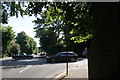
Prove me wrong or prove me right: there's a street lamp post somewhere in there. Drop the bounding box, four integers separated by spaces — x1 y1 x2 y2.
65 24 69 76
66 50 68 76
66 34 69 76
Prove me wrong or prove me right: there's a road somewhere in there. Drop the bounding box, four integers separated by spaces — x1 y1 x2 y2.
0 57 88 80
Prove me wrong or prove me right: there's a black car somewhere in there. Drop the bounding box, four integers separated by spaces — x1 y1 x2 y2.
12 53 33 60
46 51 78 63
39 52 47 58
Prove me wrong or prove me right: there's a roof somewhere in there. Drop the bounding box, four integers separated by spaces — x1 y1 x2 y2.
60 51 75 53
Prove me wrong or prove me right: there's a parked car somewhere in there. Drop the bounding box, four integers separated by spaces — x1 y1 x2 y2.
46 51 78 63
12 53 33 60
39 52 47 58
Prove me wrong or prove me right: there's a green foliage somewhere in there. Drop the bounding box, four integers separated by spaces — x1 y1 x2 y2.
0 3 2 23
2 2 93 42
16 31 37 55
34 24 65 55
0 24 15 57
70 34 93 43
11 42 20 56
48 2 93 43
32 2 93 56
1 2 93 56
33 11 65 55
1 2 25 24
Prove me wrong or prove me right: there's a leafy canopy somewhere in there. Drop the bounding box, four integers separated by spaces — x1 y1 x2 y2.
1 2 93 55
0 24 15 57
16 31 37 55
1 2 93 42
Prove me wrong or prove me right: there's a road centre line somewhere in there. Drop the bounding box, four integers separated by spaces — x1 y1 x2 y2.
19 65 32 73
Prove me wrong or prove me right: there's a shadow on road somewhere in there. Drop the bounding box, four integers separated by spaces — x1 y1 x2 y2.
47 58 84 64
1 58 85 69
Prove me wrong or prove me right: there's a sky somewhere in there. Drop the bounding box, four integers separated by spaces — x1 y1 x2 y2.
4 15 40 47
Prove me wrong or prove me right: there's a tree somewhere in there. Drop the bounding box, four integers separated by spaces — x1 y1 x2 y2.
1 2 93 41
16 31 37 55
11 42 20 56
32 2 92 56
0 2 25 24
88 3 120 79
28 37 38 54
33 23 65 55
0 24 15 57
1 2 92 55
0 3 3 23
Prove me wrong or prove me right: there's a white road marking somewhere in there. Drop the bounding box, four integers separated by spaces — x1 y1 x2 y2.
19 65 32 73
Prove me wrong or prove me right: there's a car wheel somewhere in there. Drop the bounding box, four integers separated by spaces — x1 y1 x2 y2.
71 58 75 62
28 57 32 59
51 59 55 63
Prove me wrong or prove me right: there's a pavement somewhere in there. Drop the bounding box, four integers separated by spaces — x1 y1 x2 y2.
64 59 88 79
0 57 12 61
51 58 88 80
62 66 88 80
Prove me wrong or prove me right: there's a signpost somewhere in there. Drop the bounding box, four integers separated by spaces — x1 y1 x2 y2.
66 50 68 75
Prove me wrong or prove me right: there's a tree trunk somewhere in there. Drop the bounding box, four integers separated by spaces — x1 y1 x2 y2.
88 3 120 80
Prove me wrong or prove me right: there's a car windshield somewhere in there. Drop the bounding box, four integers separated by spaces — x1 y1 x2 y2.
55 52 77 56
55 53 61 56
23 53 27 55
